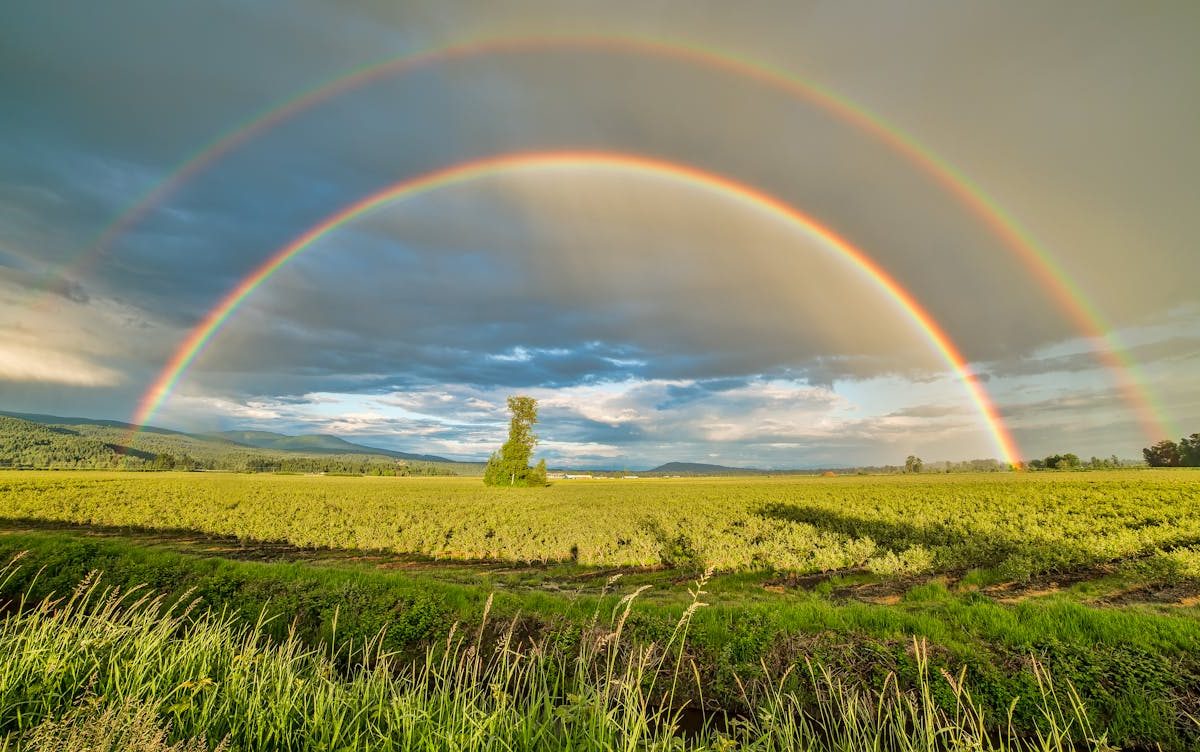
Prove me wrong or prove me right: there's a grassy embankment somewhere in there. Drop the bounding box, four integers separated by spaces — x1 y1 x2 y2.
0 551 1122 752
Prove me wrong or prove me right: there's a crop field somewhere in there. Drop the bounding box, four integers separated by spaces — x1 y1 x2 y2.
2 470 1200 750
3 470 1200 579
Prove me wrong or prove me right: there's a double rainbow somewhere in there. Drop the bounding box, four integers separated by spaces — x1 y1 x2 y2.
28 32 1156 456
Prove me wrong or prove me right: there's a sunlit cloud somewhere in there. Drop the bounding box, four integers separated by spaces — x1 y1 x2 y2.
0 342 121 387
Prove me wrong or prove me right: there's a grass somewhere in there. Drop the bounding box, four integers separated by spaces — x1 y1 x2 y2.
0 559 1124 752
1 470 1198 747
3 470 1200 576
0 529 1196 748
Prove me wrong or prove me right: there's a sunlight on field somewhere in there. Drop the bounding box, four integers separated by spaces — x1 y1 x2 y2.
4 471 1198 578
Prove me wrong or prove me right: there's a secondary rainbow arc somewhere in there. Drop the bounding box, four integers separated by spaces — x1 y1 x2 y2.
130 151 1023 467
35 33 1172 443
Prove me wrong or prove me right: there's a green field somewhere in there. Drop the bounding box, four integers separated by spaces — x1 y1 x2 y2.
5 471 1200 576
2 470 1199 749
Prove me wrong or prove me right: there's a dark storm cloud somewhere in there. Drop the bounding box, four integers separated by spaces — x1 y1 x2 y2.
184 160 1048 402
0 1 394 164
0 5 1071 355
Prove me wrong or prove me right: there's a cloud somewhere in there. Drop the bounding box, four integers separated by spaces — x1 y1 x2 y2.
157 376 994 467
885 404 970 419
0 273 169 390
157 172 965 402
1 2 1197 464
0 341 121 387
987 336 1200 379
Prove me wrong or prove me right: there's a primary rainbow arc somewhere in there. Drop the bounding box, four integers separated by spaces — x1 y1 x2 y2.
130 150 1023 467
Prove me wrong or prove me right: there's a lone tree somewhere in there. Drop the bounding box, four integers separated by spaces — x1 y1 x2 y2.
904 455 923 473
484 396 548 486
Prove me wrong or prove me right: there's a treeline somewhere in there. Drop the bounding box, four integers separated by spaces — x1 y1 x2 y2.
146 452 455 475
1026 453 1125 470
150 452 450 476
854 459 1009 474
1143 433 1200 467
240 456 451 476
900 454 1128 473
916 458 1008 473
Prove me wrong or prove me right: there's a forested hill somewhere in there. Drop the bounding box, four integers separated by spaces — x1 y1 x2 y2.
0 413 477 475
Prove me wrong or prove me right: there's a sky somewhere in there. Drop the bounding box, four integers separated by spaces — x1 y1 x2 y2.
2 1 1198 468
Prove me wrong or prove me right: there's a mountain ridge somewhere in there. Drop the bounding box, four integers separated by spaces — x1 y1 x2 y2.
644 461 770 475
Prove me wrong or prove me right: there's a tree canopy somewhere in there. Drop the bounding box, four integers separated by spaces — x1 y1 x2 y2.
1028 453 1081 470
483 396 548 487
1144 434 1200 467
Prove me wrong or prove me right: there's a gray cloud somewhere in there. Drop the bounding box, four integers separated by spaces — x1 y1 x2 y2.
1 1 1197 464
885 404 970 419
988 336 1200 379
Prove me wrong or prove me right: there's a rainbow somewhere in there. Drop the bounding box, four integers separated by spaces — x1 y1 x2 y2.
35 34 1171 441
130 151 1023 467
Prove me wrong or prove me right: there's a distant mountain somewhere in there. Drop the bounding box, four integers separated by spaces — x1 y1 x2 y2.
208 430 453 463
645 461 769 476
